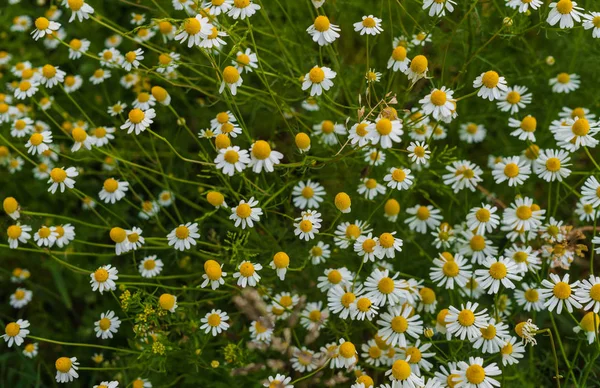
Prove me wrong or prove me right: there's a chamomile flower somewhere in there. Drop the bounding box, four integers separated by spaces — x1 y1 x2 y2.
263 374 292 388
233 261 262 287
201 26 228 49
377 305 423 347
307 15 340 46
459 122 487 144
159 293 178 313
583 12 600 38
232 48 258 73
230 197 262 229
215 146 251 176
249 140 283 173
507 0 542 12
475 256 522 294
497 85 532 114
384 167 414 190
14 79 39 100
313 120 346 145
25 131 52 155
47 167 78 194
294 210 322 241
400 339 436 376
166 222 200 251
138 255 163 278
121 48 144 71
2 320 29 347
360 339 386 367
219 66 243 95
412 31 432 46
420 87 456 121
502 196 545 231
499 336 526 366
33 225 57 247
228 0 261 19
459 231 498 265
514 282 545 312
302 66 336 97
55 356 79 383
39 64 65 88
201 260 227 289
452 357 501 388
387 46 410 72
107 101 126 116
430 253 473 290
534 149 571 182
175 15 213 48
64 0 95 22
550 72 580 93
473 70 507 101
364 147 386 166
466 204 500 235
11 117 34 138
375 232 403 259
508 115 537 142
423 0 456 16
368 117 403 148
156 52 180 74
581 176 600 208
492 156 530 186
351 294 379 321
354 15 383 35
291 347 319 372
405 55 429 83
407 141 431 164
573 312 600 344
575 275 600 313
126 227 144 251
385 359 425 387
292 180 326 209
309 241 331 264
443 160 483 193
121 108 156 135
200 310 230 336
432 222 455 248
3 197 20 220
94 310 121 339
363 269 406 306
23 342 38 358
553 117 599 151
328 285 358 319
317 268 352 291
540 273 582 313
357 178 386 200
90 265 118 294
445 302 490 340
71 127 95 152
504 244 541 273
68 38 90 59
99 178 129 204
547 0 583 28
9 287 32 308
405 204 442 234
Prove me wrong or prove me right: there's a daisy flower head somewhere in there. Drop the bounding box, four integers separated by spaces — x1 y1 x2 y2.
55 356 79 383
167 222 200 251
327 285 358 319
405 204 442 234
377 304 423 347
2 319 29 347
475 256 523 294
375 232 403 259
420 86 456 121
492 155 530 186
64 0 95 22
233 260 262 287
138 255 164 278
423 0 456 17
412 31 432 46
228 0 261 20
203 0 233 15
350 294 379 321
175 15 213 48
387 45 410 72
121 48 144 71
99 178 129 204
291 347 320 372
52 224 75 248
384 167 414 191
502 196 545 231
354 15 383 35
348 120 374 146
309 241 331 264
515 282 545 312
575 275 600 313
443 160 483 193
317 267 352 292
360 339 387 367
156 52 180 74
34 225 58 247
583 12 600 38
10 288 33 308
31 17 60 41
445 302 490 340
553 117 599 151
508 0 542 13
405 55 428 83
547 0 583 28
47 167 78 194
25 131 53 155
90 265 118 294
40 64 65 88
294 210 322 241
368 117 403 148
313 120 346 145
202 259 227 289
14 79 39 100
581 176 600 208
201 26 228 49
68 38 90 59
504 244 541 273
508 115 537 142
430 252 473 290
126 227 144 251
385 359 425 387
70 127 96 152
215 146 251 176
263 374 292 388
23 342 38 358
292 180 326 209
302 66 336 96
3 197 20 220
159 293 178 313
363 268 406 306
230 197 262 229
121 108 156 135
400 339 436 375
534 149 571 182
573 312 600 344
459 122 487 144
407 141 431 164
466 204 500 235
11 117 34 138
307 15 340 46
249 140 283 173
200 310 230 336
452 357 501 388
541 273 582 313
233 48 258 73
270 252 289 280
473 70 508 101
219 66 243 95
7 224 32 249
499 86 532 114
550 72 580 93
357 177 386 200
94 310 121 339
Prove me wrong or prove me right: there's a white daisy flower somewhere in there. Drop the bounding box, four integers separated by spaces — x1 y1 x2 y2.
230 197 262 229
34 226 57 247
549 72 580 93
9 288 33 308
399 339 436 375
2 319 29 347
90 265 118 294
120 108 156 135
249 140 283 173
445 302 489 340
430 252 473 290
54 356 79 383
384 167 414 191
497 85 532 113
233 260 262 287
263 374 292 388
47 167 78 194
121 48 144 71
443 160 483 193
64 0 95 22
219 66 243 95
405 204 442 234
368 117 403 149
375 232 403 259
99 178 129 204
377 305 423 347
387 46 410 72
508 115 537 141
386 359 425 387
214 146 251 176
317 268 353 292
573 312 600 344
547 0 584 29
350 295 379 321
138 255 164 278
405 55 429 83
540 273 582 313
166 222 200 251
514 282 545 312
475 256 523 294
420 86 456 121
459 122 487 143
302 66 336 96
411 31 432 46
23 342 38 358
175 15 213 48
14 80 39 100
313 120 346 145
492 155 530 186
68 38 90 59
292 180 326 209
202 260 227 289
583 12 600 38
307 15 340 46
575 275 600 313
504 244 541 274
94 310 121 339
423 0 456 16
232 48 258 73
452 357 501 387
52 224 75 248
534 149 571 182
201 26 228 49
40 65 65 88
159 293 178 313
552 117 599 151
357 177 386 200
363 268 407 306
507 0 542 13
581 176 600 208
200 310 230 336
294 210 322 241
25 131 53 155
353 15 383 35
309 241 331 264
407 141 431 164
473 70 508 101
291 347 320 372
502 196 545 231
228 0 261 19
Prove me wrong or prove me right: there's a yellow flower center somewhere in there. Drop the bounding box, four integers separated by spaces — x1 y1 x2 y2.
489 262 507 279
391 316 408 333
308 309 322 322
311 246 323 256
516 205 532 220
580 312 600 332
236 203 252 218
3 197 18 214
385 199 400 215
447 374 460 388
341 292 356 307
35 17 51 31
175 226 189 239
520 116 537 132
103 178 119 193
458 309 475 326
503 163 519 178
572 118 590 136
356 297 372 312
234 0 250 7
420 287 436 304
223 149 239 164
557 72 570 84
362 17 376 28
335 192 351 210
272 252 289 268
5 322 20 337
556 0 573 14
437 309 449 326
159 53 172 65
299 220 313 233
19 81 31 92
413 146 426 157
405 346 422 363
443 261 459 277
523 288 539 303
236 54 251 67
544 157 562 172
506 91 521 104
14 290 25 300
481 71 500 88
362 238 376 253
50 168 67 183
379 232 394 248
252 140 271 160
589 284 600 301
205 262 222 281
309 67 325 83
377 277 395 294
295 133 310 149
143 259 156 270
430 90 447 106
327 270 342 284
94 268 109 282
207 313 221 327
239 262 255 277
159 293 176 310
475 208 491 222
375 118 392 135
38 226 51 238
28 133 44 147
466 364 485 384
416 206 430 220
314 15 330 32
339 341 356 358
480 324 497 340
365 178 377 189
208 27 219 39
98 317 111 331
55 357 73 373
24 343 35 353
553 281 571 299
392 46 407 61
368 345 382 359
392 360 411 380
222 66 240 84
184 17 201 35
